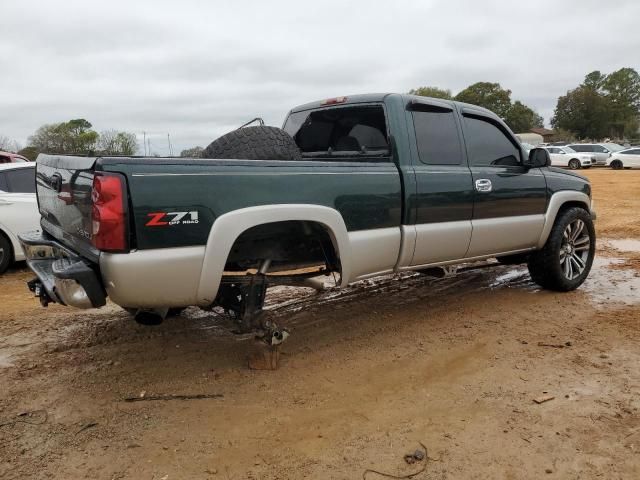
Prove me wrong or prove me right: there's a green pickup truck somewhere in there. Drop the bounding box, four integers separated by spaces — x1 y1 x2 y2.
20 93 596 335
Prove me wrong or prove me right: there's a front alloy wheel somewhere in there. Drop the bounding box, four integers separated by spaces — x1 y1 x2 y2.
559 219 590 280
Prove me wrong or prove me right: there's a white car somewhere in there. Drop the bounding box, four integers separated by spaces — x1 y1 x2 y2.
566 143 612 166
0 163 40 273
607 148 640 169
543 146 594 170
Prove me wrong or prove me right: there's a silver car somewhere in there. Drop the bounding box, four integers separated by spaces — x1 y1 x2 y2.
566 144 611 166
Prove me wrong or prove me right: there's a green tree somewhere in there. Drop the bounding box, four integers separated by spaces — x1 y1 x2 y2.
551 86 610 139
553 68 640 139
180 146 204 158
504 101 544 133
582 70 606 90
408 86 452 100
454 82 512 117
28 119 98 154
601 67 640 137
97 130 138 155
17 146 39 161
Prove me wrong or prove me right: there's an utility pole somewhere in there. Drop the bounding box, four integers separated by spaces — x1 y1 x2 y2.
167 133 173 156
143 132 147 156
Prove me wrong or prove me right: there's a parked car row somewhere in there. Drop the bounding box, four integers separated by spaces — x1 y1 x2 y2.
537 142 639 169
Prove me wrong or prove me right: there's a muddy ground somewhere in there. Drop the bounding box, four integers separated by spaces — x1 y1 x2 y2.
1 169 639 479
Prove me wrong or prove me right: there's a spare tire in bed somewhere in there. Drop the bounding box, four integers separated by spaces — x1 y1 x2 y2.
202 126 302 161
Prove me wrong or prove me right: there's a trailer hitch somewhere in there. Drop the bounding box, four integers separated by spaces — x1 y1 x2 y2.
27 278 53 307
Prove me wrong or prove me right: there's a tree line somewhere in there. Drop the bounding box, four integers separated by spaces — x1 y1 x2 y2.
408 83 544 133
3 68 638 160
552 68 639 140
410 67 640 141
1 119 137 161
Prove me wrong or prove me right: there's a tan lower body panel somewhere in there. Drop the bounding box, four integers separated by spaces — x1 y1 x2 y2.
100 246 205 308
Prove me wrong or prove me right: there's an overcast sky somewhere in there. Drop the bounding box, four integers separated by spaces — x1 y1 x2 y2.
2 0 639 154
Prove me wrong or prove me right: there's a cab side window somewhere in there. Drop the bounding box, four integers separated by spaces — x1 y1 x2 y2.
412 107 464 165
0 173 7 191
570 145 589 153
462 115 521 167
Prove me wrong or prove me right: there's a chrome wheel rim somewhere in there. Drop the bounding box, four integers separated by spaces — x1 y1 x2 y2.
560 219 590 280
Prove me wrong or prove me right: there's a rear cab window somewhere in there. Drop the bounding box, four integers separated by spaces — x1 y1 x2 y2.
410 102 464 166
283 104 390 161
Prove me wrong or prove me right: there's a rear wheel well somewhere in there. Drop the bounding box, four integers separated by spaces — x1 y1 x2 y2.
224 220 340 275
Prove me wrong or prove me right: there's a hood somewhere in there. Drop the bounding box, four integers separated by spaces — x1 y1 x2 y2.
547 166 588 179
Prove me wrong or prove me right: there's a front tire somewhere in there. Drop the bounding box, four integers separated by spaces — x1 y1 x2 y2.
527 207 595 291
610 159 623 170
568 159 581 170
0 234 12 274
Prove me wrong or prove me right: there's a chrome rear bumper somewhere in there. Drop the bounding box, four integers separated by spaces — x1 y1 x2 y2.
18 231 106 309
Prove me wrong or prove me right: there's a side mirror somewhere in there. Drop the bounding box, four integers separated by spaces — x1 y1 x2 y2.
524 148 550 168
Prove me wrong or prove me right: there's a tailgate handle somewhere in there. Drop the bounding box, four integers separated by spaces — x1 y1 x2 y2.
51 173 62 193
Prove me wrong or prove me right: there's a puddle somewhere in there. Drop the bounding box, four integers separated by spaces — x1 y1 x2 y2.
484 257 639 307
581 257 640 306
606 238 640 253
489 267 533 290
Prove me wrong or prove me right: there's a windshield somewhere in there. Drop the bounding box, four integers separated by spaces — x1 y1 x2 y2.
562 147 577 153
604 143 624 152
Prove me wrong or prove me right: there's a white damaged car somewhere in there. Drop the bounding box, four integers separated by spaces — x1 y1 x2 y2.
607 147 640 169
543 146 594 170
0 163 40 273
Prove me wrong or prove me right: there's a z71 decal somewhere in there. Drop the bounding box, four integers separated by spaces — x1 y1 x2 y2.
146 211 199 227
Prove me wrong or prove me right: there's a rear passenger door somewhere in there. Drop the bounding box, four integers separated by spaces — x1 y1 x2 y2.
407 99 474 266
460 110 547 257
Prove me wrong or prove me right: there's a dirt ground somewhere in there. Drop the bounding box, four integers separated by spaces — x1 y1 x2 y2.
1 169 639 479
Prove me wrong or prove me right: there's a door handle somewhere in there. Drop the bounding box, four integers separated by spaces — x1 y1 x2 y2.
475 179 492 193
0 199 12 206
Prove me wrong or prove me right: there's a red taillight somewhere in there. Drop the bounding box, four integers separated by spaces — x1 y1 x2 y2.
321 96 347 105
91 173 128 252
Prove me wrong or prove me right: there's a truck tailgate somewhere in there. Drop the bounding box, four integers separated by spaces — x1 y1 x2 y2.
36 154 101 262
